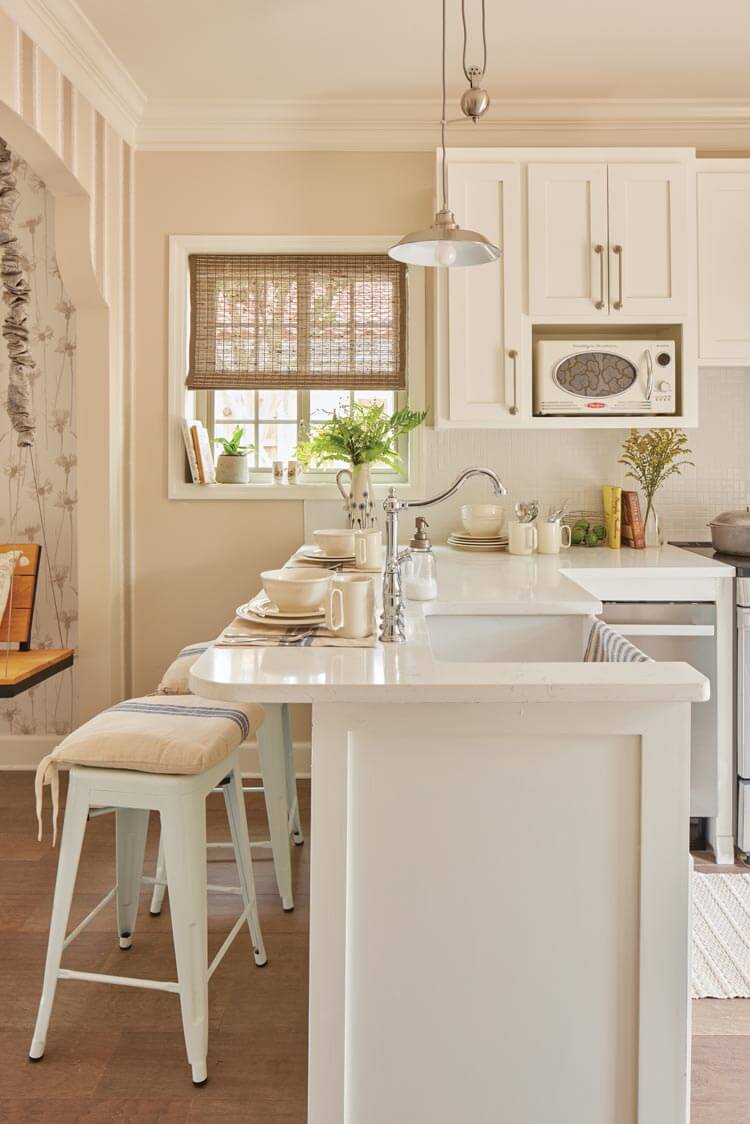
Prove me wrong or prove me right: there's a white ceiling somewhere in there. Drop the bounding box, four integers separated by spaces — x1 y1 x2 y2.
75 0 750 102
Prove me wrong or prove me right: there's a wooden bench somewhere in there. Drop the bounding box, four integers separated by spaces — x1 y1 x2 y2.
0 544 74 697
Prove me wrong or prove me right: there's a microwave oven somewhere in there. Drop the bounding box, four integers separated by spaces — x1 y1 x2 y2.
534 339 677 416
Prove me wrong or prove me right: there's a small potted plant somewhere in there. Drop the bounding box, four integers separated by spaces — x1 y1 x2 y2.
296 402 427 528
212 425 254 484
619 428 693 546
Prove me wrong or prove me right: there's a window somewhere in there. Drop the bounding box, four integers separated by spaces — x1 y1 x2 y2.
188 252 408 478
201 387 402 474
169 236 424 498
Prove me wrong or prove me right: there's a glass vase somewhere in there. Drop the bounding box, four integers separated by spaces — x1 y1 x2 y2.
643 503 663 548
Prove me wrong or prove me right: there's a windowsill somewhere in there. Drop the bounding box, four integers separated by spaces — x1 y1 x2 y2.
168 480 422 501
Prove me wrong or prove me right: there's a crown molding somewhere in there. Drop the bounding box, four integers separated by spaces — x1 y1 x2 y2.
0 0 145 143
136 97 750 151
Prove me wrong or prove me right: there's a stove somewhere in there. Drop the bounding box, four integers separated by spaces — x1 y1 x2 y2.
670 540 750 578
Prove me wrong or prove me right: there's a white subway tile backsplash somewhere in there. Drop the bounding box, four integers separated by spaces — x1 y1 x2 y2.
422 369 750 544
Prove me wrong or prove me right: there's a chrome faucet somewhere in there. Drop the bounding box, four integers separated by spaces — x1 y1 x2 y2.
379 467 507 642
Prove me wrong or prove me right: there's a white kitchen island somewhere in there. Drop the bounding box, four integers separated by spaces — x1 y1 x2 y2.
191 547 716 1124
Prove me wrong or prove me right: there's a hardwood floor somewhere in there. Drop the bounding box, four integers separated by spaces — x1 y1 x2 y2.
2 771 750 1121
0 771 309 1123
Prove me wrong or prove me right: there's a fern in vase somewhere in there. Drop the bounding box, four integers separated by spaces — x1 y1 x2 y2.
296 402 427 529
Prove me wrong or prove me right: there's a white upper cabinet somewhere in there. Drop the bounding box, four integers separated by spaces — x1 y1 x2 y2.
439 161 523 425
528 161 687 319
528 164 609 318
697 164 750 364
607 163 687 318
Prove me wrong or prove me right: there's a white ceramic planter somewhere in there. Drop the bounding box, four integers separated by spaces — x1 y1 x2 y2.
216 454 249 484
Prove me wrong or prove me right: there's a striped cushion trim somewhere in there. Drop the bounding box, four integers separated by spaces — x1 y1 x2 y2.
109 701 251 740
584 619 653 664
177 643 211 658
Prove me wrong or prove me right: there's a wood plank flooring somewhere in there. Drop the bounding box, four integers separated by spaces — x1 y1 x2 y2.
0 771 309 1122
1 771 750 1121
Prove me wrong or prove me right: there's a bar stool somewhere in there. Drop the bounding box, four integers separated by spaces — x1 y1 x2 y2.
30 695 267 1085
151 642 303 913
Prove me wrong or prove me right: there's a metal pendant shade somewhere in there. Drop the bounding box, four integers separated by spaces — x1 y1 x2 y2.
389 208 500 268
389 0 500 269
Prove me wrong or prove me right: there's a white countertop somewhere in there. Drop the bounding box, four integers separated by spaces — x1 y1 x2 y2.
190 545 719 705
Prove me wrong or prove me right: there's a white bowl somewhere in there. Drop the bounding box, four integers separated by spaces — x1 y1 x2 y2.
313 529 355 557
260 567 331 613
460 504 505 538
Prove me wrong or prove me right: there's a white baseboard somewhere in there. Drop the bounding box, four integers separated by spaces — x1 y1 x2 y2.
0 735 312 778
0 735 61 769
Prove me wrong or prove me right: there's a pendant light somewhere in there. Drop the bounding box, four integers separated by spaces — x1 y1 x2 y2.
389 0 500 269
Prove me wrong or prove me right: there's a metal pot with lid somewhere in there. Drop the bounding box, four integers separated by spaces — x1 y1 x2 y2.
708 507 750 555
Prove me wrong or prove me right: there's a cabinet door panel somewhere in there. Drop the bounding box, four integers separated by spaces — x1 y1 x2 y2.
607 163 687 317
445 162 522 424
528 163 609 318
698 171 750 361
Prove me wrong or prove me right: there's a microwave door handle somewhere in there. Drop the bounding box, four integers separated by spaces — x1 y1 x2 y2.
644 349 654 402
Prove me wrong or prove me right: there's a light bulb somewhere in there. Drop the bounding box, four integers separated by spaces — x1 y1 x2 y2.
435 241 457 267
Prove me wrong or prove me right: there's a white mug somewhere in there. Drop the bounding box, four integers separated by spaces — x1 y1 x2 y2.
508 521 538 555
537 522 572 555
272 460 284 484
354 529 382 570
325 574 374 639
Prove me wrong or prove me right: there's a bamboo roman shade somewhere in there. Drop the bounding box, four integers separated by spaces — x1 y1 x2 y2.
187 253 407 391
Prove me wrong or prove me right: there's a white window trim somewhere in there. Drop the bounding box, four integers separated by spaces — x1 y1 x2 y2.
168 234 426 501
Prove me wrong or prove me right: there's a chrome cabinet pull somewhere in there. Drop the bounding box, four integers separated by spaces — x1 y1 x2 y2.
508 349 519 415
613 244 623 310
594 244 605 310
644 349 654 401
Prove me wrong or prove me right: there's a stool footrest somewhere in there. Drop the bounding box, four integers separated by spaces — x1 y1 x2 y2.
207 904 250 980
87 807 116 819
62 887 117 950
58 968 180 994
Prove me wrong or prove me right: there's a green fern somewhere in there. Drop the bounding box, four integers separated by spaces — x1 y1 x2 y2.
296 402 427 477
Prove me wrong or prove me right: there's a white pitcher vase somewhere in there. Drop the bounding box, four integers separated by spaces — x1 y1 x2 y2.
336 464 377 529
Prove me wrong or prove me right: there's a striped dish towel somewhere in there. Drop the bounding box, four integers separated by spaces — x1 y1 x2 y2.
584 619 653 663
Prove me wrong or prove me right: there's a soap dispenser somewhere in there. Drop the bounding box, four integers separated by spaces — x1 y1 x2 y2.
403 517 438 601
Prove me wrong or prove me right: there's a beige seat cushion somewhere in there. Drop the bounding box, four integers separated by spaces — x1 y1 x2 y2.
35 695 265 843
155 641 213 695
52 694 264 773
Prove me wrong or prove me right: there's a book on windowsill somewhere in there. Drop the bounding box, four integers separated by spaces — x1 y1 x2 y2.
181 418 201 483
621 490 646 549
193 423 216 485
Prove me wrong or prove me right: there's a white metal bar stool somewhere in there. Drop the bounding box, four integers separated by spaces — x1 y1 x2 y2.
30 697 267 1086
151 642 304 912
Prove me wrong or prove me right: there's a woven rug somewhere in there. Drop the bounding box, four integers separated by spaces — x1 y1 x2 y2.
692 872 750 998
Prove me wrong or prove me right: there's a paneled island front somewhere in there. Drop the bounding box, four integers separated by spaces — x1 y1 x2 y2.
191 547 718 1124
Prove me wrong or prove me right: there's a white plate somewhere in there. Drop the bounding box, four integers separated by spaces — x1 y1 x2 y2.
449 536 508 545
236 598 325 623
298 547 356 563
450 529 507 543
447 539 508 552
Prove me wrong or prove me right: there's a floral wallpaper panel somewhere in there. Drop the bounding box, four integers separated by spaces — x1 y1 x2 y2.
0 142 77 736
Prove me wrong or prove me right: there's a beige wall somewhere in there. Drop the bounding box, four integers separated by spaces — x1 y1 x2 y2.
132 151 433 730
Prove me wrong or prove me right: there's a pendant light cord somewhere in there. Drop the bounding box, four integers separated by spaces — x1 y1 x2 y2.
461 0 487 83
440 0 448 212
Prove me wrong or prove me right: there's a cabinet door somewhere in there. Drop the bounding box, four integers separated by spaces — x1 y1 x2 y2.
607 163 687 318
528 163 609 318
698 171 750 362
444 161 523 424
